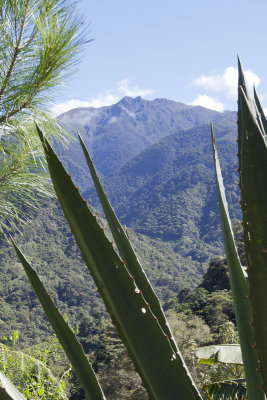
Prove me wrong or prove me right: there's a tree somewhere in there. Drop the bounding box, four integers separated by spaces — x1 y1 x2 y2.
0 0 87 236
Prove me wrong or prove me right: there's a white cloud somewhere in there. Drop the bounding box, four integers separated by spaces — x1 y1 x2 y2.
117 79 155 98
51 95 119 116
52 79 155 116
52 99 93 116
192 66 260 97
191 95 224 112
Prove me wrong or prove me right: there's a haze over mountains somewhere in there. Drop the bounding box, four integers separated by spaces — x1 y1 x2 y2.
58 97 239 261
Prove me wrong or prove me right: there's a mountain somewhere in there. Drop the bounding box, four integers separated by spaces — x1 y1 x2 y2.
57 97 234 191
85 114 239 262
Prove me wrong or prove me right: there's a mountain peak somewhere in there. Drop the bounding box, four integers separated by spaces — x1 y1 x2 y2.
118 96 144 106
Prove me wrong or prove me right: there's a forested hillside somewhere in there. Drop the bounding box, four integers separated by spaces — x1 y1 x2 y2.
0 200 203 347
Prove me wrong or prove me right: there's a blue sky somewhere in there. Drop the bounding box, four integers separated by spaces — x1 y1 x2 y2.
53 0 267 115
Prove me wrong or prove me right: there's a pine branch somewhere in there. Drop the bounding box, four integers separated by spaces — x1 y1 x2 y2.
0 0 30 100
0 0 88 236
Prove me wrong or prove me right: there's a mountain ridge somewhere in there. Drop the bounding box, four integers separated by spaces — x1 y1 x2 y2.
57 96 235 189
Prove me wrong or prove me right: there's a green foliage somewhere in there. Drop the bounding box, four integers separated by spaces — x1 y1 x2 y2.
175 286 235 333
0 0 84 118
164 243 246 396
0 0 87 236
166 310 213 388
88 324 149 400
0 332 69 399
214 322 239 345
203 379 247 400
165 310 244 396
199 258 230 293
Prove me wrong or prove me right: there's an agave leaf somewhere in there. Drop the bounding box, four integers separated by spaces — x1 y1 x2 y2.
203 378 247 400
237 67 267 395
11 240 106 400
238 57 267 135
196 344 242 365
35 125 202 399
0 371 26 400
211 126 264 399
78 133 174 339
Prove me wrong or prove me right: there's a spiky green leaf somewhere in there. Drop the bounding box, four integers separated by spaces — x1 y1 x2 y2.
237 61 267 395
211 125 264 399
36 125 202 400
78 133 174 339
11 239 106 400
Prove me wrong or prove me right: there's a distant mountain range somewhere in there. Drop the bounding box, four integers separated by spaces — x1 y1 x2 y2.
57 97 239 262
58 96 235 185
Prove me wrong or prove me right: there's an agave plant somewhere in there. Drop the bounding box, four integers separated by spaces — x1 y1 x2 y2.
11 58 267 399
209 58 267 400
12 125 203 400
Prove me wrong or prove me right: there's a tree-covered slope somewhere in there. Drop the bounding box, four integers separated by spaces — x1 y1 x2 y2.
85 116 239 261
0 200 202 347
